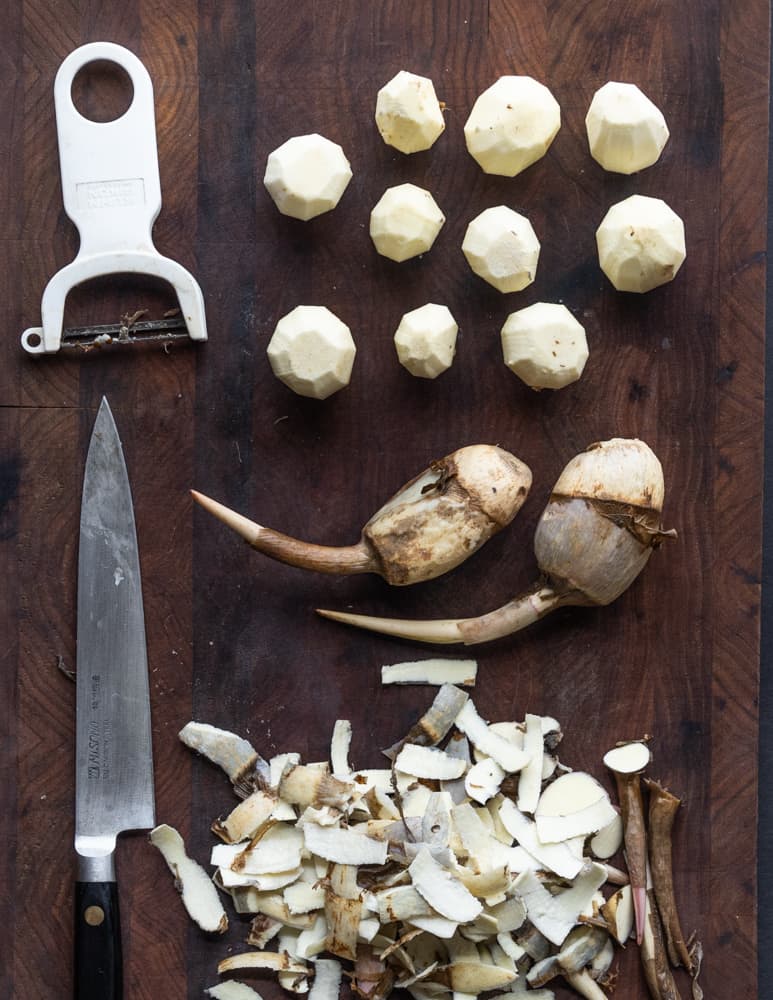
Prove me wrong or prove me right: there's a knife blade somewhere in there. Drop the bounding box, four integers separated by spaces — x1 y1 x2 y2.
74 397 155 1000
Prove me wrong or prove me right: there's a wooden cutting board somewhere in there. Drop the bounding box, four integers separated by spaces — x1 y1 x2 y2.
0 1 766 997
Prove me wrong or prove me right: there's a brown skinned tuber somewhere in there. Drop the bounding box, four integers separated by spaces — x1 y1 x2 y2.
317 438 676 643
192 444 532 586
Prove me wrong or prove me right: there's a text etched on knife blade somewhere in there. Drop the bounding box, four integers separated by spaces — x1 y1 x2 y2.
87 674 113 781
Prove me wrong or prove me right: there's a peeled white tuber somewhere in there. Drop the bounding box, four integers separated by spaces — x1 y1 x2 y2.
394 303 458 378
586 81 669 174
464 76 561 177
317 438 676 644
501 302 589 390
370 183 445 262
462 206 540 294
263 133 352 220
191 444 532 586
266 305 356 400
375 70 445 153
596 194 686 293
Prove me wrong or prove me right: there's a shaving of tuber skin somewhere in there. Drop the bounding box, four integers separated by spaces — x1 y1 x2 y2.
168 682 698 1000
192 444 532 586
149 824 228 933
317 438 677 644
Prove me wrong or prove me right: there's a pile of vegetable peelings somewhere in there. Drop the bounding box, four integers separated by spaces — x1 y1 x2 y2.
155 72 699 1000
152 667 702 1000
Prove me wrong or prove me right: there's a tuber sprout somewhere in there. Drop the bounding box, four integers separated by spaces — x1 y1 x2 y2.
318 438 676 644
192 444 532 586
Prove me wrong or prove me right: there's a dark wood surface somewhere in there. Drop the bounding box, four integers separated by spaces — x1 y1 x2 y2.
1 2 767 997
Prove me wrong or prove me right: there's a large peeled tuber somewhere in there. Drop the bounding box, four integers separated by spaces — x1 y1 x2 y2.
192 444 532 586
317 438 676 643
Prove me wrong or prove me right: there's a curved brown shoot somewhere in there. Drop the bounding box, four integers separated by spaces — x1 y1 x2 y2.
191 490 374 576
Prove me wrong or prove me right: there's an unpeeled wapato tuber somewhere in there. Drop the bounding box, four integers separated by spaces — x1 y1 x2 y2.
192 444 532 586
317 438 676 643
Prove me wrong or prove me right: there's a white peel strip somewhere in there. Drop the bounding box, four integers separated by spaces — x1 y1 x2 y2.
498 800 583 880
285 880 326 914
408 913 459 938
271 752 301 790
218 952 310 975
465 758 505 804
296 914 329 959
395 743 467 780
150 824 228 933
409 847 482 923
381 659 478 686
309 958 343 1000
218 866 302 891
205 982 264 999
513 863 607 945
516 713 544 814
455 701 531 773
535 797 618 844
303 823 388 865
214 790 276 844
178 722 255 781
331 720 352 777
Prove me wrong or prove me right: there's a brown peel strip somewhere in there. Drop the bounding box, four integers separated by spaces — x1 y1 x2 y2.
645 778 696 973
641 885 683 1000
613 770 648 944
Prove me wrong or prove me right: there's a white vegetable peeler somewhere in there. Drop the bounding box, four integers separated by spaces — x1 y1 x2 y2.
22 42 208 354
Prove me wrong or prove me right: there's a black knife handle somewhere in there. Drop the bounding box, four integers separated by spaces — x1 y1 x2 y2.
75 881 122 1000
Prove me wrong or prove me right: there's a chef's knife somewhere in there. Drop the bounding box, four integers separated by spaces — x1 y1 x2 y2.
74 398 155 999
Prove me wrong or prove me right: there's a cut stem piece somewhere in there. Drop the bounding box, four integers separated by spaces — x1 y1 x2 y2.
645 778 695 972
640 874 684 1000
603 741 650 945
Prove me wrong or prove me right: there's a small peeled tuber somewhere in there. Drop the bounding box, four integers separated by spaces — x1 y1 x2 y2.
462 206 540 294
192 444 532 586
394 303 458 378
263 133 352 221
464 76 561 177
267 305 356 400
317 437 676 644
586 82 669 174
596 194 686 293
375 70 445 153
501 302 589 390
370 183 446 262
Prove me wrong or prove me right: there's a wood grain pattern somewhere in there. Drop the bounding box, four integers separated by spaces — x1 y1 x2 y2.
1 1 767 997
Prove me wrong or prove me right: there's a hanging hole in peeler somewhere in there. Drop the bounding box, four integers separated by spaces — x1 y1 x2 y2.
71 60 134 123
